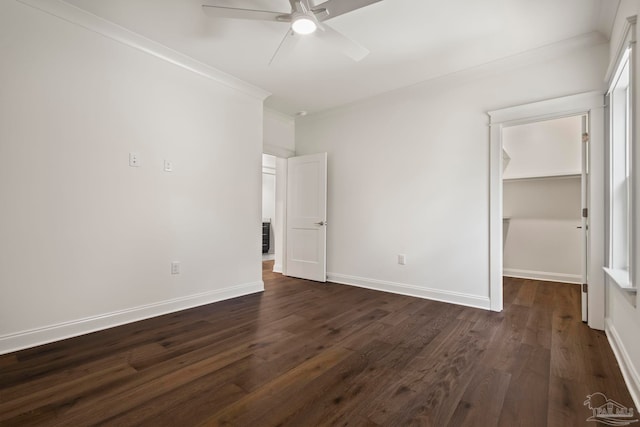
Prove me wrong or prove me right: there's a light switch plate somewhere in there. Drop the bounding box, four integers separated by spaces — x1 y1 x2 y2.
171 262 180 275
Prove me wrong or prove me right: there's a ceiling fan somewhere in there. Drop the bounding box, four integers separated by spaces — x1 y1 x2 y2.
202 0 383 64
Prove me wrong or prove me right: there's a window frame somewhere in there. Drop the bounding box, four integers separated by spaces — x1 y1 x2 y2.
604 16 637 293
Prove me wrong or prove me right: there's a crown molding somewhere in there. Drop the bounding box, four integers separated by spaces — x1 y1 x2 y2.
605 15 637 85
304 31 608 120
15 0 271 101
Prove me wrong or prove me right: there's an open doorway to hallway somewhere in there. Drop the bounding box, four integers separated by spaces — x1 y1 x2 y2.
262 154 277 263
261 153 287 281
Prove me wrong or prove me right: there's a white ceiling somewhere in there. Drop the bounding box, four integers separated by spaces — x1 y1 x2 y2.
63 0 618 115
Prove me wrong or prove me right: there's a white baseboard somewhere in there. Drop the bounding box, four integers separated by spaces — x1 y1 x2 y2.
0 281 264 355
605 318 640 411
262 254 275 261
273 263 283 273
503 268 581 284
327 273 491 310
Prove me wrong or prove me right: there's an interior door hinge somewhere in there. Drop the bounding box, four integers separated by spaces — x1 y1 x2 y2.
582 208 588 218
582 133 589 143
582 283 588 293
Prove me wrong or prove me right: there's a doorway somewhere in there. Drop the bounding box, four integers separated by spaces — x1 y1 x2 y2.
262 151 329 283
501 115 586 317
262 153 277 263
487 91 606 329
262 153 288 278
502 116 585 284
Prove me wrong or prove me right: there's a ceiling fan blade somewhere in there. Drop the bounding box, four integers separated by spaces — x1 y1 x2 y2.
294 0 328 19
312 0 383 21
312 8 330 20
314 24 369 61
269 29 301 65
202 5 290 22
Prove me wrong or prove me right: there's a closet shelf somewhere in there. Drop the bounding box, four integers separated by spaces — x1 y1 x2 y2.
503 173 581 182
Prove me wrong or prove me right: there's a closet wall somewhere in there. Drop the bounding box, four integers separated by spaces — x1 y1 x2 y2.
503 116 583 283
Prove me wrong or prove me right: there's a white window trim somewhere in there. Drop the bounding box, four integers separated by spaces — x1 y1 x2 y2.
604 267 636 292
605 15 637 294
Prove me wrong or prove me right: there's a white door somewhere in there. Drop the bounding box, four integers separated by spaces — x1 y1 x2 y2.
581 115 589 322
285 153 327 282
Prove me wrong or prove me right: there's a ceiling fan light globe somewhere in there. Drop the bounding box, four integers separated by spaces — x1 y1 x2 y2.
292 16 317 35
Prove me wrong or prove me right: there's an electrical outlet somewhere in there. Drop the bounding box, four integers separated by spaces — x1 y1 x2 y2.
164 160 173 172
171 262 180 275
129 152 140 167
398 254 406 265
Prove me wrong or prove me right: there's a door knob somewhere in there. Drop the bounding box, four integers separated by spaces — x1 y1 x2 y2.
315 221 326 226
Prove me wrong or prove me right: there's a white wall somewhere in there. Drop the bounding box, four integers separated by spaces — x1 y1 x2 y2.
264 108 295 158
503 177 582 283
604 0 640 411
0 1 265 353
296 42 608 309
502 115 582 179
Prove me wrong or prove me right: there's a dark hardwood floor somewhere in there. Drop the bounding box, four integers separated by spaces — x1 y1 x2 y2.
0 262 634 426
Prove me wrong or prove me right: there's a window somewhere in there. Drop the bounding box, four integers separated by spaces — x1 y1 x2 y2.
605 26 635 292
609 54 630 274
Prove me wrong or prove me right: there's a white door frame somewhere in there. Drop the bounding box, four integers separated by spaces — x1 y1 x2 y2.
262 147 295 275
488 91 606 329
581 115 590 323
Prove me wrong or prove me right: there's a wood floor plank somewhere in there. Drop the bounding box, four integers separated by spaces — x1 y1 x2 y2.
0 263 634 426
196 346 355 426
547 374 591 427
306 326 447 426
0 352 131 403
480 302 530 373
497 343 551 427
513 279 538 307
523 306 553 350
96 370 249 426
0 354 17 369
446 366 511 427
532 280 556 307
241 340 397 427
0 361 137 424
382 315 499 426
55 329 293 425
502 276 522 306
365 319 478 425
